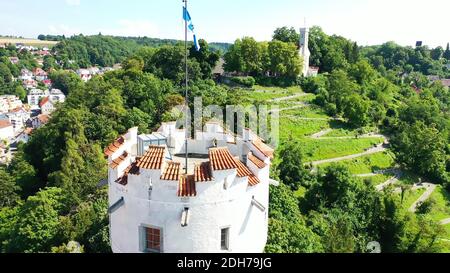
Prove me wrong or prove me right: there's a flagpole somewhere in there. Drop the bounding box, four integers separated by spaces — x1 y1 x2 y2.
183 0 188 174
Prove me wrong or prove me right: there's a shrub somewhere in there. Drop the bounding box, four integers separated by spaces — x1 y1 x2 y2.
230 76 255 88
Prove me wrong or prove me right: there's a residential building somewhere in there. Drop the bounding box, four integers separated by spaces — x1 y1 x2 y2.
3 107 31 133
27 88 47 107
107 122 277 253
31 114 50 129
0 95 23 114
0 119 14 140
23 79 38 89
76 69 92 82
39 97 55 115
9 57 19 65
19 69 34 81
16 127 33 143
33 67 48 81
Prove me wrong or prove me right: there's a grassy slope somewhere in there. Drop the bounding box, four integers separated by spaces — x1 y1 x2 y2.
317 151 396 174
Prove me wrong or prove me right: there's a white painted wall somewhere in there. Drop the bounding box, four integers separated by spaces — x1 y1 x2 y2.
108 125 271 253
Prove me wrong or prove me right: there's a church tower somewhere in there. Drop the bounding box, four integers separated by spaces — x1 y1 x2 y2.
299 27 310 77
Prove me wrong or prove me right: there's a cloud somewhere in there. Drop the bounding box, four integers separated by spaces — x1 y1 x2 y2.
101 19 159 37
65 0 80 6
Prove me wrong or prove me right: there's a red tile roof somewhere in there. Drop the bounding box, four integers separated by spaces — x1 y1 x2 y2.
248 153 267 169
178 175 196 197
37 114 50 124
116 160 140 186
252 138 274 159
104 136 125 157
161 161 181 181
234 158 260 186
39 96 50 107
137 146 165 170
110 151 128 169
194 162 213 182
209 147 238 171
0 120 12 129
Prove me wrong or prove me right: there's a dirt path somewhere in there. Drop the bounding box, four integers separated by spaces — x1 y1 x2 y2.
440 218 450 225
269 104 307 113
376 176 400 191
270 93 308 102
310 129 333 139
408 183 437 213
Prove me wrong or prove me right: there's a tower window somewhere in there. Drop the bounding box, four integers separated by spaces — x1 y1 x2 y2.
145 227 161 253
221 227 230 250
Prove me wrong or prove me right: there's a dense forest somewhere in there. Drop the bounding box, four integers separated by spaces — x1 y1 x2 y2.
39 34 230 69
0 26 449 253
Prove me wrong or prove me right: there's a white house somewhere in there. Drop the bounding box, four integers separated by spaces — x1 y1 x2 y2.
0 95 23 114
106 122 277 253
76 69 92 82
27 89 47 108
0 120 14 141
16 127 33 143
19 69 34 81
4 107 31 133
39 97 56 115
49 89 65 104
31 114 50 129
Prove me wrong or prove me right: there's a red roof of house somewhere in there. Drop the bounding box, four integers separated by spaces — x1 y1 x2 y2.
209 147 239 171
234 158 260 186
252 138 274 159
194 162 213 182
178 175 196 197
161 161 181 181
0 120 12 129
104 136 125 157
116 160 140 185
110 151 128 169
39 96 50 107
248 153 267 169
137 146 165 170
37 114 50 124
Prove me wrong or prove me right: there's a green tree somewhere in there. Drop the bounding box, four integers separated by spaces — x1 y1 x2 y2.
276 136 312 190
0 168 20 208
391 121 447 182
343 94 370 128
189 39 220 79
7 187 64 253
443 43 450 60
272 26 300 45
49 70 83 95
267 40 302 78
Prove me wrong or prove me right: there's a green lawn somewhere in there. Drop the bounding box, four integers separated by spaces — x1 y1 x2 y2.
244 85 304 102
426 186 450 222
401 188 426 210
317 151 395 174
300 137 384 162
280 117 330 139
355 174 392 186
283 105 330 119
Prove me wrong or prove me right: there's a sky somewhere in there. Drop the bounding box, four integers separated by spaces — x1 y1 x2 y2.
0 0 449 48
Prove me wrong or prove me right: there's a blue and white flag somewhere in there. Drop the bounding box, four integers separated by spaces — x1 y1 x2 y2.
183 6 201 51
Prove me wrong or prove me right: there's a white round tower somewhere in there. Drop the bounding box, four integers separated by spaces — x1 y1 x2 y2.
105 123 276 253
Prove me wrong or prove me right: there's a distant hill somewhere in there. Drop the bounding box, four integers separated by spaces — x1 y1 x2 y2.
38 34 231 52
